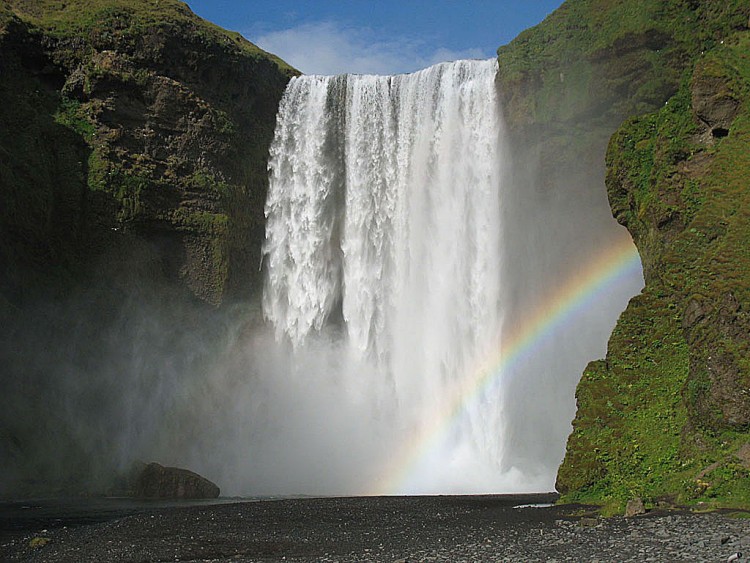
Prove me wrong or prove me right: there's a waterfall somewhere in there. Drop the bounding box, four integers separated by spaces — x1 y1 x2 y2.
262 59 513 493
256 57 642 495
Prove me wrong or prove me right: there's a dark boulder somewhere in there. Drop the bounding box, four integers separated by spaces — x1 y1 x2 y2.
134 462 220 499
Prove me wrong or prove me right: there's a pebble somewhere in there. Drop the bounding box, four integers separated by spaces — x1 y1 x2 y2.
1 495 749 562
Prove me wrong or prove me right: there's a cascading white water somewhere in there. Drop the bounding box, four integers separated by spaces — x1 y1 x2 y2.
262 59 516 493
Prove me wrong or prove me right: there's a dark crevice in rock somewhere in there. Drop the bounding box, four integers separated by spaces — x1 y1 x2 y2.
712 127 729 138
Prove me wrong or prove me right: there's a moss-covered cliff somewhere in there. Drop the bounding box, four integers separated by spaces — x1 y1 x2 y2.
494 0 748 332
0 0 295 311
0 0 295 496
518 2 750 510
495 0 750 510
557 32 750 511
497 0 749 176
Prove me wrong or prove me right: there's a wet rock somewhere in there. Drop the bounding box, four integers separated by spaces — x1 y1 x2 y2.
691 59 741 136
134 462 219 499
735 443 750 469
625 498 646 517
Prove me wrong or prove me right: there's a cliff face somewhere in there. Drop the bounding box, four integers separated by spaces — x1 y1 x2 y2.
0 0 295 495
497 0 750 175
533 3 750 508
495 0 750 509
0 0 295 311
494 0 748 322
557 31 750 509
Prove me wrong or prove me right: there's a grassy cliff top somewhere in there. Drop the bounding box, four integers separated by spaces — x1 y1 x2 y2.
499 0 749 78
496 0 750 129
2 0 296 74
0 2 13 31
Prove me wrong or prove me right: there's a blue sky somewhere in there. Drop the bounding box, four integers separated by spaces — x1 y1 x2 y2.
185 1 564 75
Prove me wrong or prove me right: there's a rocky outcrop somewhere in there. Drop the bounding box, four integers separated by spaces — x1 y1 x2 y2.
134 462 220 499
683 292 750 429
691 57 742 138
0 0 295 497
0 0 296 310
557 20 750 508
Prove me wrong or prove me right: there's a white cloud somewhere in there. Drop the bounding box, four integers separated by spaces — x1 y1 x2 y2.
252 21 488 76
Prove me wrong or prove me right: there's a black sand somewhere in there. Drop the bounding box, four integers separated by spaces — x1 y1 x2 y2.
2 494 749 561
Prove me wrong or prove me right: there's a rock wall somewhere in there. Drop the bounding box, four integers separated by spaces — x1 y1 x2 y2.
0 0 296 311
497 0 750 182
493 1 749 350
0 0 295 496
495 0 750 509
552 5 750 509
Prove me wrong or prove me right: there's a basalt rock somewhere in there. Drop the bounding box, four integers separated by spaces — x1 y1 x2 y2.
0 0 296 310
134 462 220 499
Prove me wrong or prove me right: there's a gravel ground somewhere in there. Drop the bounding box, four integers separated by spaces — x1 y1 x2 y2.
1 494 749 562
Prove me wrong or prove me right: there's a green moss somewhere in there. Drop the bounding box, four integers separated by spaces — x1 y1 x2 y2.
54 97 96 141
87 149 109 192
559 288 691 507
172 207 231 304
497 0 750 129
499 0 749 78
185 169 230 195
112 170 148 222
172 208 228 234
5 0 296 74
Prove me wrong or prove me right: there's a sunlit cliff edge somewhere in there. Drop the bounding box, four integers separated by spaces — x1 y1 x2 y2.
0 0 296 315
495 0 750 511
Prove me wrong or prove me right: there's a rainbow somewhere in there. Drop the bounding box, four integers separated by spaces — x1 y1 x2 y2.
371 234 643 495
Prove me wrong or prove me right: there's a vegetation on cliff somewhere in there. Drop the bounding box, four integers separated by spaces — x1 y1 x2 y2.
6 0 293 71
550 4 750 511
493 3 749 391
497 0 750 175
494 0 750 511
0 0 295 312
0 0 295 495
